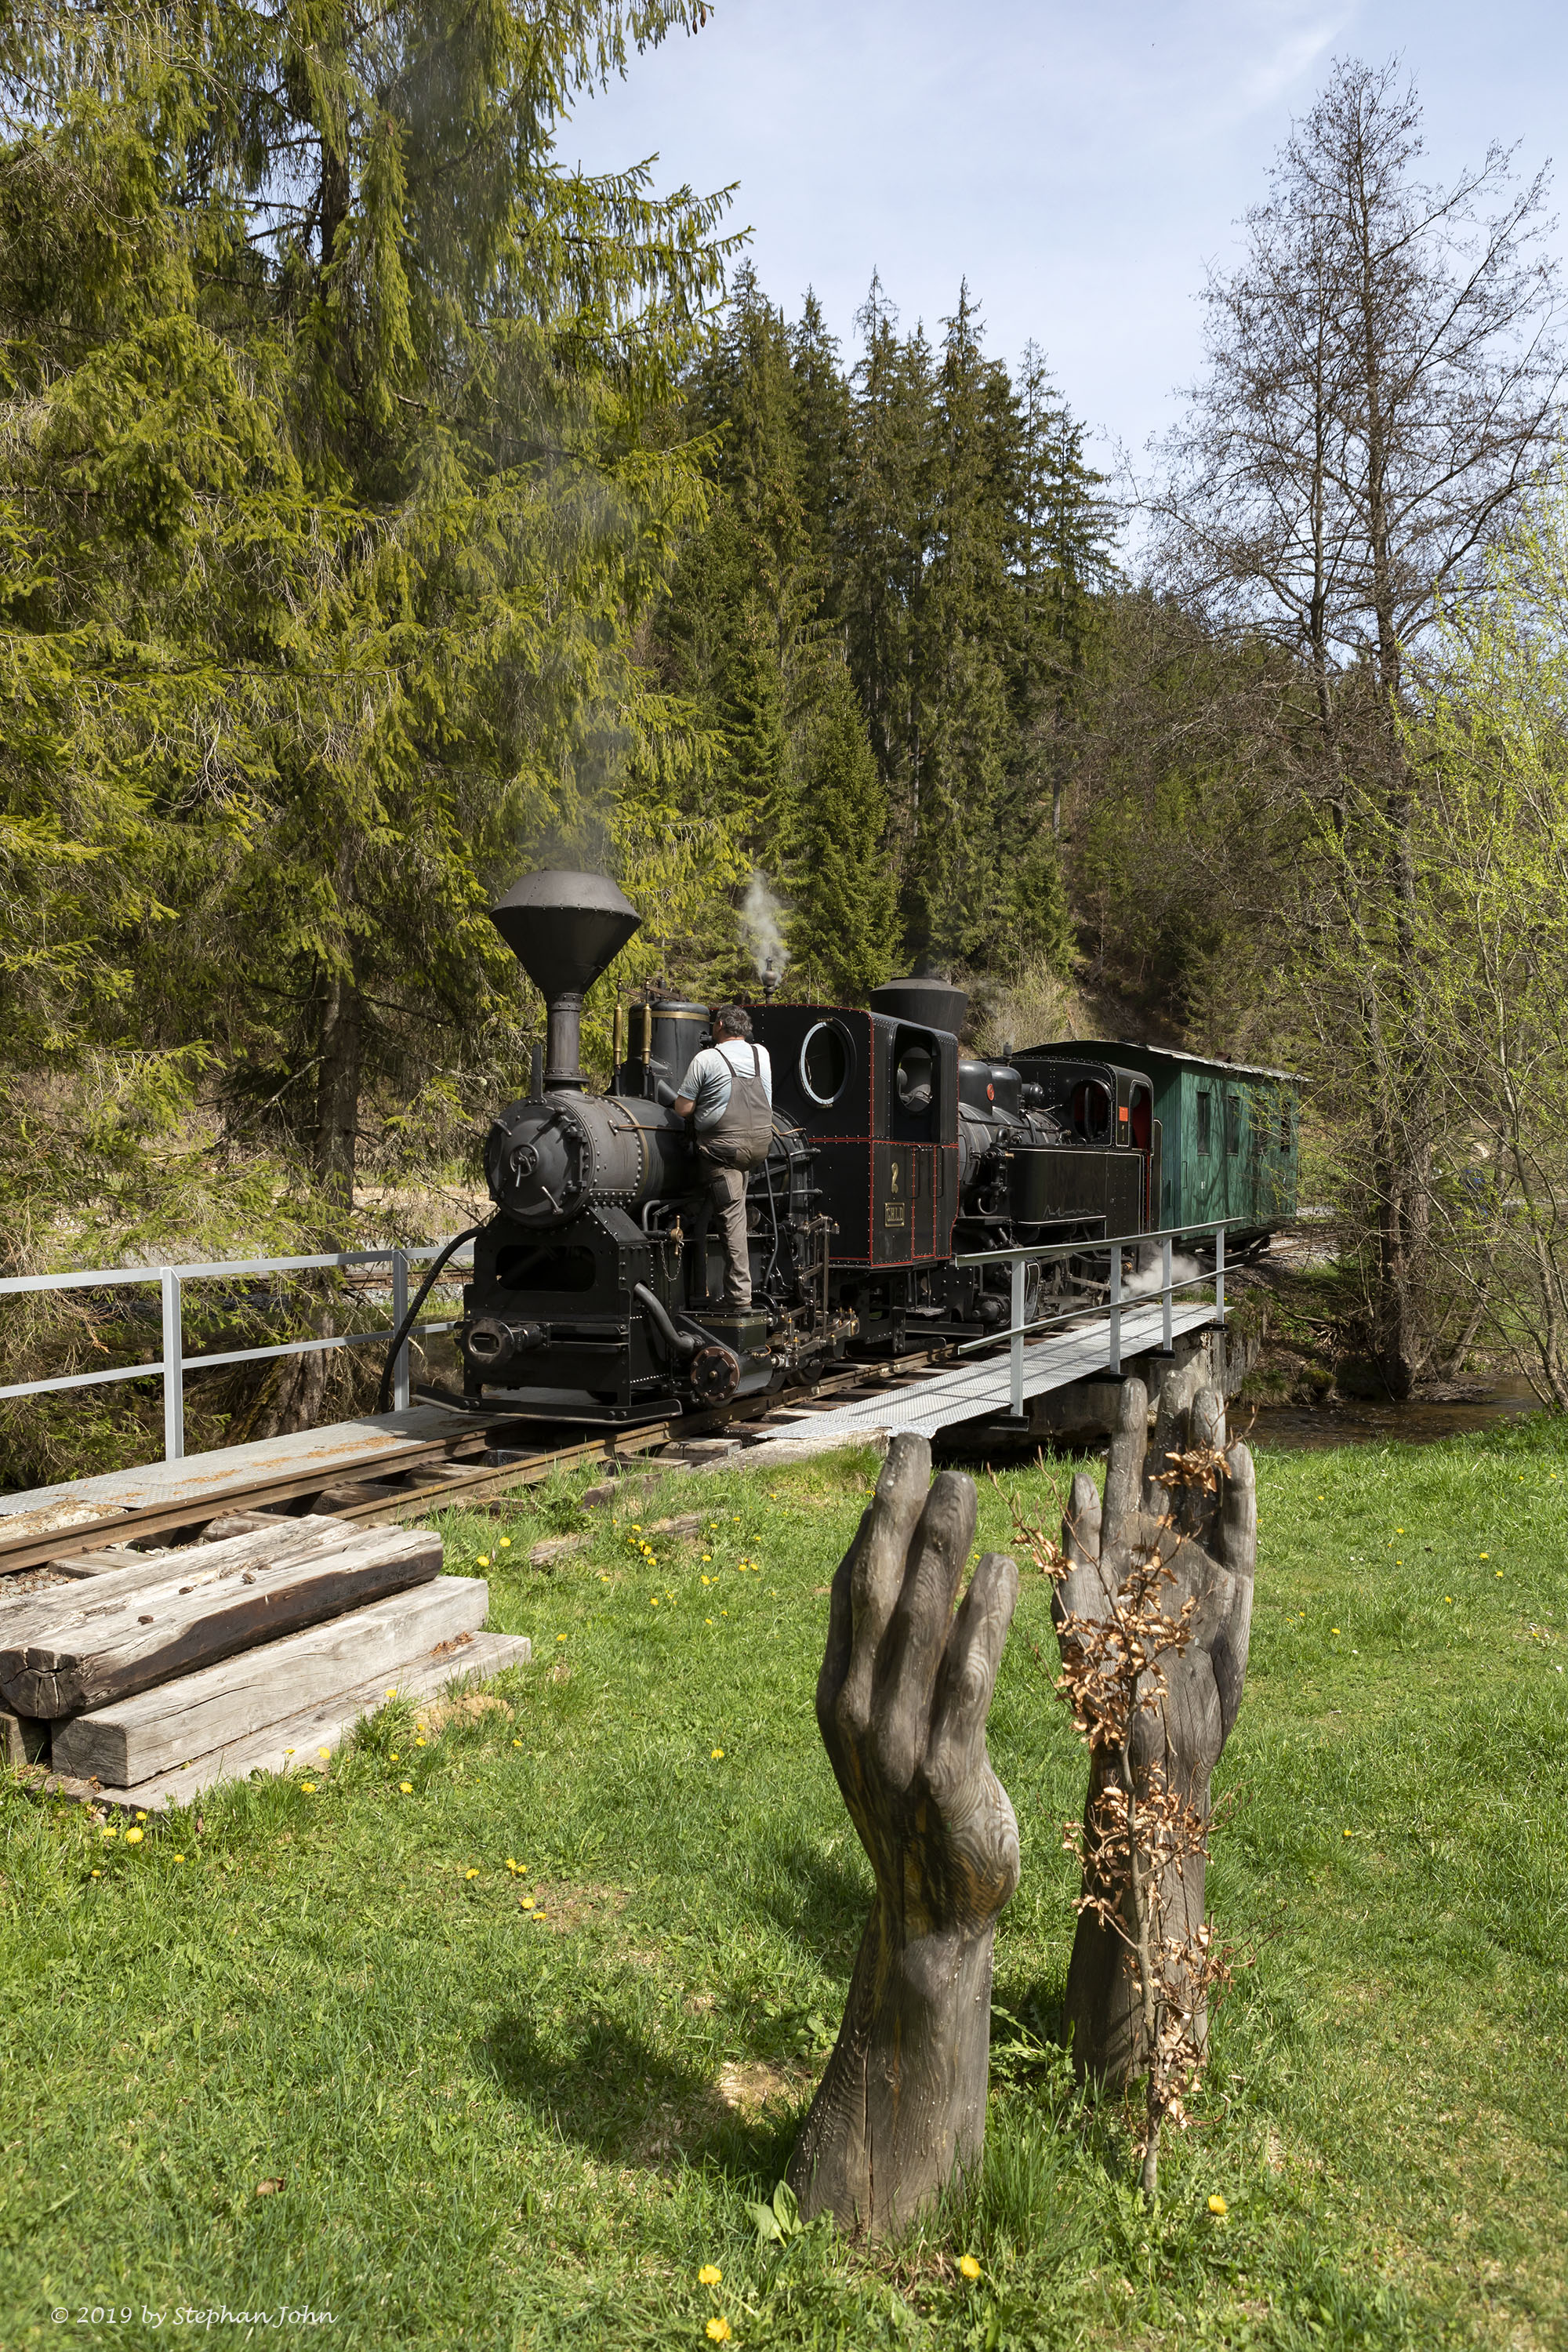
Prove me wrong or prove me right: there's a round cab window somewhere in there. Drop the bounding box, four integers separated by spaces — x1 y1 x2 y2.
800 1021 853 1107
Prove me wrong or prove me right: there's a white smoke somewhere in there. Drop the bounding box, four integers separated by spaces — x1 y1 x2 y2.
1123 1249 1202 1300
739 869 789 982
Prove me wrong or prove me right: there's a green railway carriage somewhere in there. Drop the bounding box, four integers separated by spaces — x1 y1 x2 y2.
1025 1040 1300 1243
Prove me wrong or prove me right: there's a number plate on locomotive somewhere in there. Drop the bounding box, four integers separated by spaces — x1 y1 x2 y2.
884 1201 906 1227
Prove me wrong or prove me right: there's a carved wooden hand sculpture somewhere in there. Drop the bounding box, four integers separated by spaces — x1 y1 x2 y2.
1056 1363 1256 2087
787 1432 1020 2238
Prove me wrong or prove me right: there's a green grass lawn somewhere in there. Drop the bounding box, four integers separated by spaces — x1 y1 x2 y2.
2 1420 1566 2350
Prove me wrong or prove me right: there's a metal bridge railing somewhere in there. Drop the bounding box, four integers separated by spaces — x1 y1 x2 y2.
0 1242 477 1463
0 1216 1248 1472
953 1218 1241 1420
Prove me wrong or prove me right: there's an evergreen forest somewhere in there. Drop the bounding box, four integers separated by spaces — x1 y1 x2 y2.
6 7 1568 1466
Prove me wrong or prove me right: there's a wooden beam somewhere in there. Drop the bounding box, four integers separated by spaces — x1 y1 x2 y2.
51 1573 489 1785
2 1524 441 1719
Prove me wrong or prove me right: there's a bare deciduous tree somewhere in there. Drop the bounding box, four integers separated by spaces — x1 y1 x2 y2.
1151 56 1564 1393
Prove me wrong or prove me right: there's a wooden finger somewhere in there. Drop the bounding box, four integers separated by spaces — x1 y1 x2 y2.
1183 1384 1227 1542
1100 1377 1148 1574
1145 1357 1201 1512
835 1432 930 1747
815 1537 857 1774
1220 1438 1256 1584
1063 1470 1102 1564
926 1551 1019 1806
1056 1471 1116 1624
873 1469 977 1792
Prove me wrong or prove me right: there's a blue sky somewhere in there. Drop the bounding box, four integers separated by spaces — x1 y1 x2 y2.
566 0 1568 470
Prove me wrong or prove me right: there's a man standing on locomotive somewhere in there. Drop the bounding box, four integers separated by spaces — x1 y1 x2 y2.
673 1006 773 1313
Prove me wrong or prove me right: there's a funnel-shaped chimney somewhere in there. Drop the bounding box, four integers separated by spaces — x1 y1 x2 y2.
488 869 641 1089
869 976 970 1038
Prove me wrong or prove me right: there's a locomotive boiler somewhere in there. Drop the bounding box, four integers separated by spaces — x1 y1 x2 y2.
448 868 1172 1425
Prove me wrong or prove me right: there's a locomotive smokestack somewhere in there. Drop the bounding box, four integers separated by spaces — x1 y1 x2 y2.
487 869 642 1090
869 976 970 1036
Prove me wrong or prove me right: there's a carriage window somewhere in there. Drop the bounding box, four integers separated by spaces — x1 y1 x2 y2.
1069 1081 1112 1145
1196 1091 1212 1156
1279 1101 1293 1153
800 1021 853 1108
1225 1094 1241 1156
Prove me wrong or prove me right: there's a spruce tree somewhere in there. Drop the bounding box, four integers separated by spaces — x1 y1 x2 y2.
789 290 852 611
840 278 932 891
905 284 1018 969
0 0 731 1231
788 670 898 1003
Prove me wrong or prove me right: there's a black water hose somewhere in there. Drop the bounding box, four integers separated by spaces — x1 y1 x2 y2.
376 1225 484 1414
632 1282 696 1363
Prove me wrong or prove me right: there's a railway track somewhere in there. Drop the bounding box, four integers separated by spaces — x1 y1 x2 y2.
0 1339 971 1580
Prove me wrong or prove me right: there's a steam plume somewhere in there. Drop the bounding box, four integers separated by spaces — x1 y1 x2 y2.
739 870 789 981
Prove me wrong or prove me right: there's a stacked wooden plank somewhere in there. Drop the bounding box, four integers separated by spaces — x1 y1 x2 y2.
0 1515 529 1811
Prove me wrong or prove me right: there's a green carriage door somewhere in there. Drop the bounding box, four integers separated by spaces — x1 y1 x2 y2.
1223 1084 1243 1223
1190 1075 1218 1231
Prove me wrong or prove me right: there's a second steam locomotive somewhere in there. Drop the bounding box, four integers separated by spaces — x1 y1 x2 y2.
453 869 1291 1422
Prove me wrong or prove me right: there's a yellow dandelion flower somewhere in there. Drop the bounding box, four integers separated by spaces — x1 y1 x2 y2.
101 1825 117 1839
465 1867 480 1880
415 1737 426 1748
1496 1569 1504 1577
90 1869 100 1878
125 1827 144 1845
1330 1628 1340 1635
477 1555 490 1567
1342 1828 1352 1838
399 1781 413 1794
521 1896 535 1910
513 1737 522 1747
172 1853 185 1863
1208 2194 1228 2216
958 2253 981 2281
698 2264 722 2287
386 1687 398 1698
499 1537 512 1548
318 1748 331 1761
1481 1552 1490 1559
557 1632 567 1641
651 1596 659 1606
706 1617 713 1625
390 1752 400 1761
706 2322 731 2345
299 1783 317 1795
711 1748 724 1760
135 1810 148 1822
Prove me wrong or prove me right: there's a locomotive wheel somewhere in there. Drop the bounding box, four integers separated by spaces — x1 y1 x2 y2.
688 1343 741 1404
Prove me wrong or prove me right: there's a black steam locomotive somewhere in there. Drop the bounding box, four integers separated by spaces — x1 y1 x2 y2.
449 869 1167 1425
